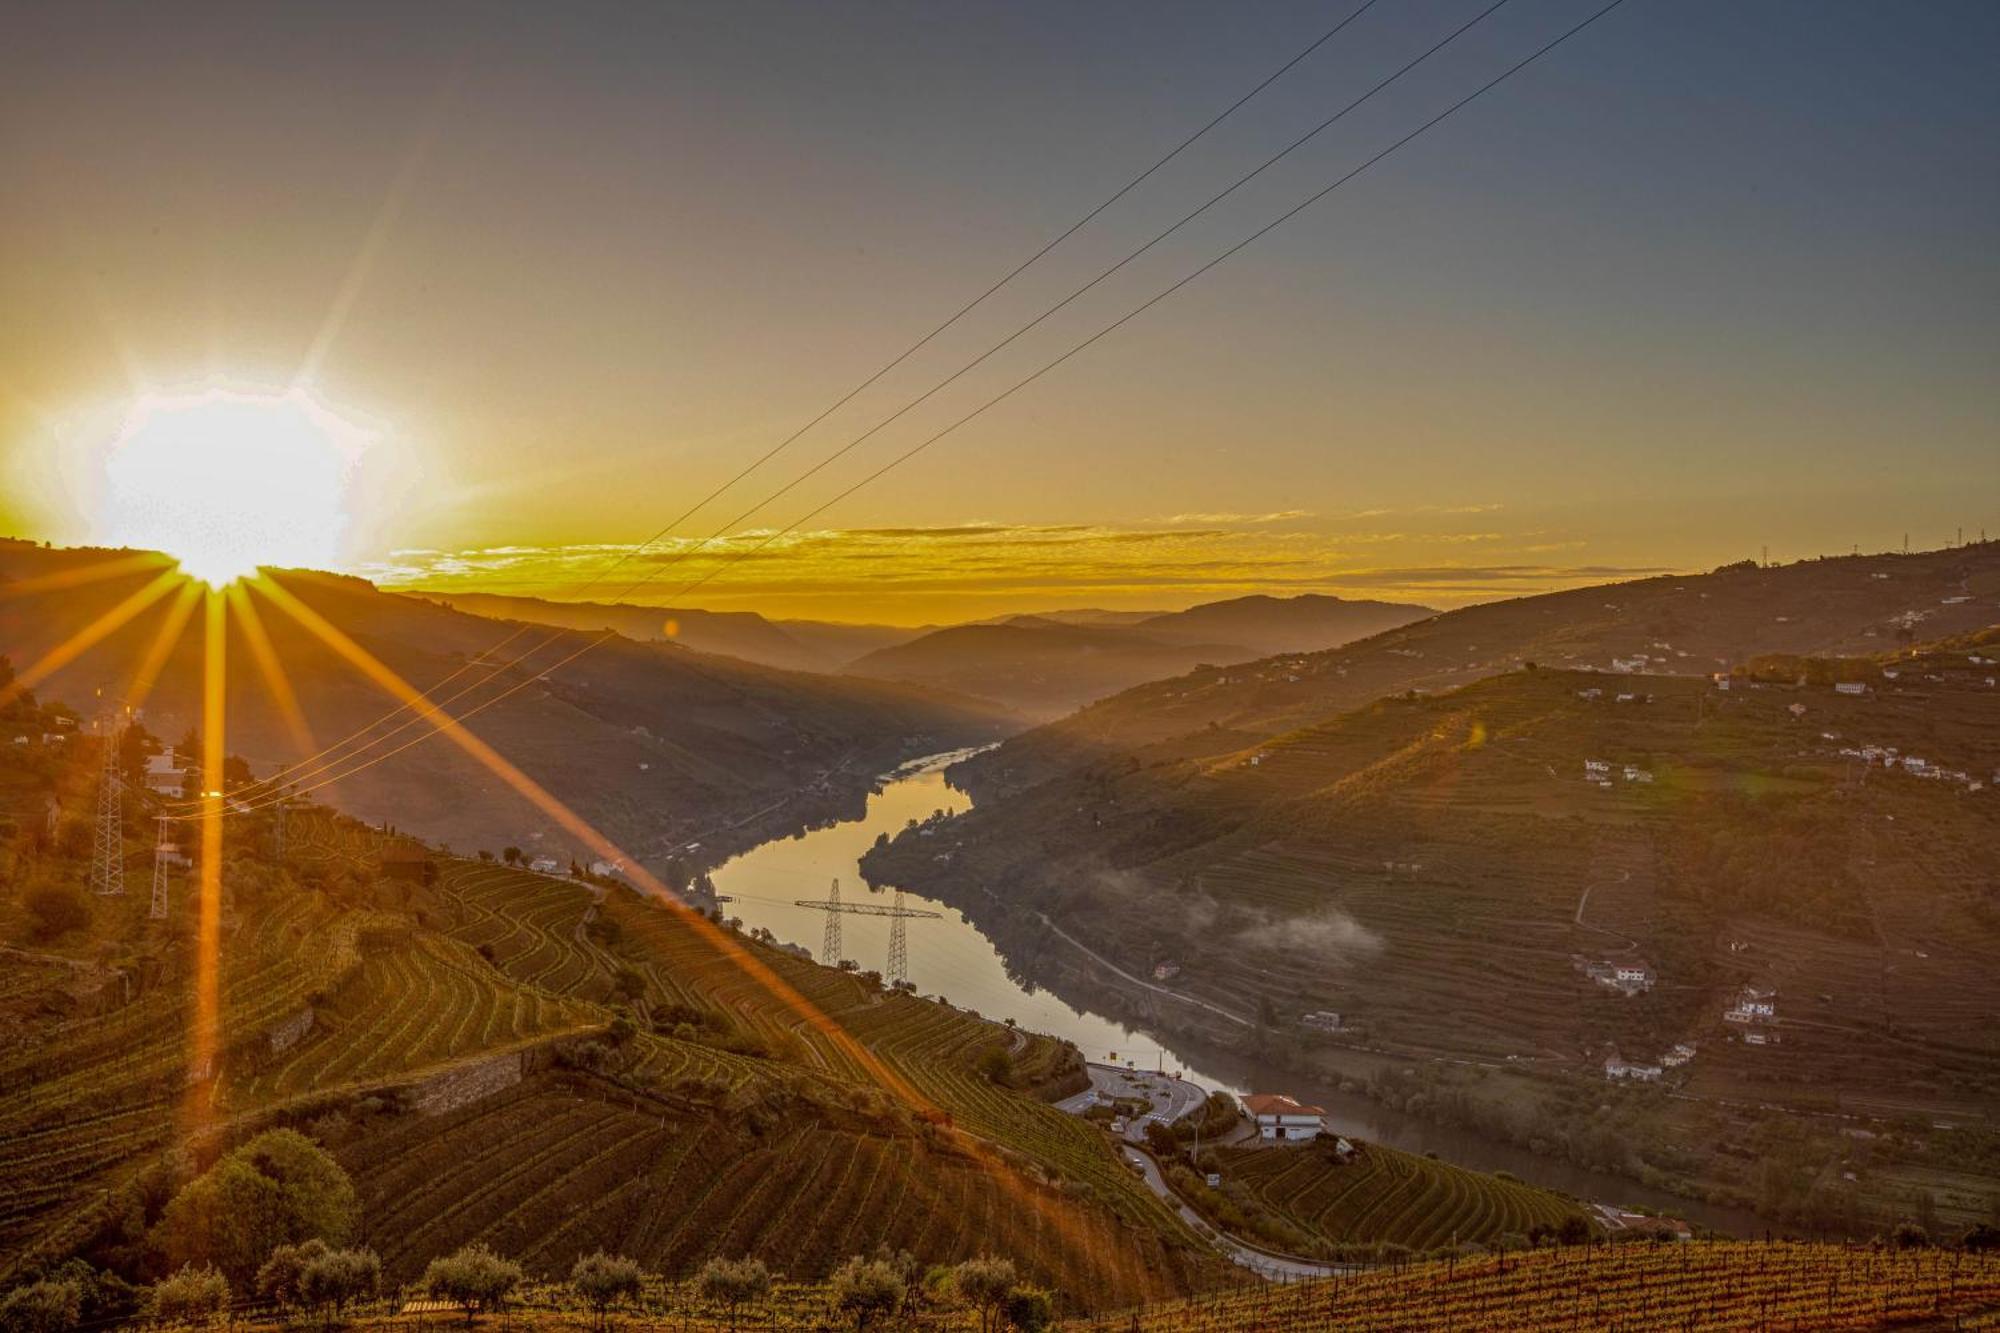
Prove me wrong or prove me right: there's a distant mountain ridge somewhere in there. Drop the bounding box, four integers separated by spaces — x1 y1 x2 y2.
845 593 1434 719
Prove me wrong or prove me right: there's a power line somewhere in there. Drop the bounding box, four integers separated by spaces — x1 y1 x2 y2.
195 0 1632 819
195 6 1385 814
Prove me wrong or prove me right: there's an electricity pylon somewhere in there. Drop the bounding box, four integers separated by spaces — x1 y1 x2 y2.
821 878 841 965
149 816 173 920
89 713 125 896
886 888 909 986
794 879 940 978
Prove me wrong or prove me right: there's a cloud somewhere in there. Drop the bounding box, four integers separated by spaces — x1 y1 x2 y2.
1161 510 1312 525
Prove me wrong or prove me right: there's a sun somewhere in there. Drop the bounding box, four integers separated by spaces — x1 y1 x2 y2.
100 388 364 586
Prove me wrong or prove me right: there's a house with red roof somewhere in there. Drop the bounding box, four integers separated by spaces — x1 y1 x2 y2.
1241 1092 1325 1143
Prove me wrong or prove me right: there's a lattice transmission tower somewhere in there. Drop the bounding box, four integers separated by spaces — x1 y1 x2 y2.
89 713 126 897
821 878 842 966
149 816 173 920
885 888 909 987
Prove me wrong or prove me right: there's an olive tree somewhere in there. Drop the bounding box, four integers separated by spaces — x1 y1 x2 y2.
953 1257 1017 1333
0 1278 82 1333
421 1244 522 1327
828 1257 900 1331
147 1265 230 1327
568 1252 643 1329
695 1256 770 1331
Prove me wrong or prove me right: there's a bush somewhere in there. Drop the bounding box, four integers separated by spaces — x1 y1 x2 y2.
1001 1286 1054 1331
696 1256 770 1331
24 886 87 941
256 1239 329 1310
1890 1220 1930 1250
421 1244 521 1325
569 1252 643 1328
156 1130 357 1283
0 1279 82 1333
147 1265 229 1327
828 1257 900 1331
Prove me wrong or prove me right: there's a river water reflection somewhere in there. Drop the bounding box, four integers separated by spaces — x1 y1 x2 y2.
711 750 1770 1236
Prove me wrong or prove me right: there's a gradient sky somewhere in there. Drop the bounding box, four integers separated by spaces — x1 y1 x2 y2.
3 0 1995 623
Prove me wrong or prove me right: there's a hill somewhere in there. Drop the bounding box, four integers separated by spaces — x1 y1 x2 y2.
954 544 2000 801
0 542 1009 876
1133 593 1433 658
0 710 1221 1306
847 594 1432 721
866 637 2000 1231
413 589 928 672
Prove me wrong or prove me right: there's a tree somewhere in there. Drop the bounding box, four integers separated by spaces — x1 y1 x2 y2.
422 1244 522 1326
1556 1214 1594 1247
299 1248 378 1329
696 1256 770 1331
953 1257 1017 1333
256 1239 330 1312
147 1265 229 1327
24 886 87 942
502 847 521 865
1001 1286 1054 1331
829 1257 900 1331
568 1252 643 1330
157 1130 357 1284
0 1279 82 1333
976 1045 1014 1086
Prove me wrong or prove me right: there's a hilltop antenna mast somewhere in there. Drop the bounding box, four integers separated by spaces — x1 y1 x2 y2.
89 712 126 896
149 816 172 919
886 888 909 987
821 878 842 966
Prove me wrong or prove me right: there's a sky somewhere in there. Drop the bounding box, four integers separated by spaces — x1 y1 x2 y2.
2 0 1995 624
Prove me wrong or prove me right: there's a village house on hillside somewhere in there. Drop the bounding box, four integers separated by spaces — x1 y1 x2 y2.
1603 1052 1663 1082
143 748 188 795
1242 1093 1326 1143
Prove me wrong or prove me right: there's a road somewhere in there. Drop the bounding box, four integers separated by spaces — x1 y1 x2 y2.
1056 1063 1209 1142
1117 1144 1352 1280
1031 913 1254 1027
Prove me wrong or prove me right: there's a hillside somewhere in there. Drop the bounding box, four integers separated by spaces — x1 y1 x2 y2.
0 714 1222 1306
1133 593 1433 657
847 594 1432 721
867 637 2000 1229
413 589 928 672
0 542 1009 875
955 544 2000 800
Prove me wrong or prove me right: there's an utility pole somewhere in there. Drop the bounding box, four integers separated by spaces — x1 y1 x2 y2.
150 816 172 920
273 796 287 861
821 877 842 967
886 887 909 986
89 711 126 896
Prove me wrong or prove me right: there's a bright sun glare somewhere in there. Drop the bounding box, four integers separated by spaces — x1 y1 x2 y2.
101 388 362 587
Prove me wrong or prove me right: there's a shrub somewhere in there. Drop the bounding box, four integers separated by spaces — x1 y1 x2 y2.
1001 1286 1054 1331
147 1265 229 1327
0 1279 82 1333
1890 1220 1930 1250
156 1130 357 1283
828 1257 900 1331
568 1252 643 1329
421 1244 522 1326
24 886 87 941
696 1256 770 1331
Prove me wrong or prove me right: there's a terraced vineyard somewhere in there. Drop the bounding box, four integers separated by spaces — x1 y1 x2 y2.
1080 1241 2000 1331
1213 1140 1585 1253
338 1068 1206 1306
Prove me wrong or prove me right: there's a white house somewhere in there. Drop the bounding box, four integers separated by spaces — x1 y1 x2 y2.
1241 1093 1325 1143
1834 681 1867 696
1603 1055 1663 1082
143 749 188 795
1613 963 1654 992
528 856 563 875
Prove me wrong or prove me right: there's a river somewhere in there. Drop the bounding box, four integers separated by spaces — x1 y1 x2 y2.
710 749 1771 1236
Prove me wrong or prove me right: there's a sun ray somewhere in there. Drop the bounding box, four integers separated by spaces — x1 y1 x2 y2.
122 579 203 712
227 581 319 761
0 551 176 601
183 587 227 1132
247 573 1130 1286
0 568 184 712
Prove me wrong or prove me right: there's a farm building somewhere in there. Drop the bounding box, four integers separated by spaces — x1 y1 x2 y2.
528 856 564 875
1834 681 1867 696
1241 1093 1326 1142
1603 1054 1663 1082
378 842 437 886
1301 1010 1343 1033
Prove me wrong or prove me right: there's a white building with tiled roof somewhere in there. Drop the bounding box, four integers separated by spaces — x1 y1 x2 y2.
1241 1093 1325 1143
